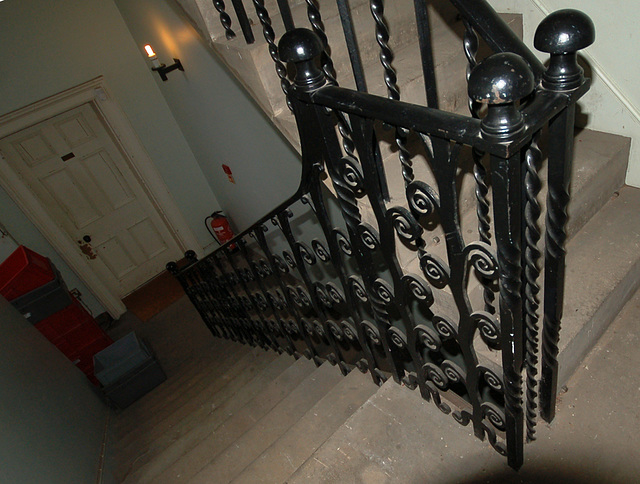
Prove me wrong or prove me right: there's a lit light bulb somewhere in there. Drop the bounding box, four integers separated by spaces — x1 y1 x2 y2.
144 44 160 68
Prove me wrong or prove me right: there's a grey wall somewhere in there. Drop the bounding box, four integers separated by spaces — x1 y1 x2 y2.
114 0 302 234
0 221 19 264
0 297 108 483
0 0 225 312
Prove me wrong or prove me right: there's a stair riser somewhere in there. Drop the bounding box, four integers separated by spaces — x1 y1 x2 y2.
558 255 640 388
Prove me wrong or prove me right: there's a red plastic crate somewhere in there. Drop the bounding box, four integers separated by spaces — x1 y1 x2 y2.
34 295 112 386
35 298 91 340
65 323 109 350
0 246 55 301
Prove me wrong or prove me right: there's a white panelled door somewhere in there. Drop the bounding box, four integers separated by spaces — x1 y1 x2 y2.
0 103 183 297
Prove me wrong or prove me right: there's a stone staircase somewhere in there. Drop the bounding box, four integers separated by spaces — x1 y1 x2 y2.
111 251 640 482
175 0 634 401
109 0 639 479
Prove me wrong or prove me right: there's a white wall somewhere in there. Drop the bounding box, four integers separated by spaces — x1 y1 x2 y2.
0 297 111 483
114 0 302 235
491 0 640 186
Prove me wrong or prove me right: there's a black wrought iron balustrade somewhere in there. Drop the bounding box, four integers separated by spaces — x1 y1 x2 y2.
169 0 594 470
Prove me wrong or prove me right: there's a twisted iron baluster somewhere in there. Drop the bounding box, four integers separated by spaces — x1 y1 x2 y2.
464 20 495 314
491 153 525 468
463 20 480 116
369 0 414 187
371 0 399 100
252 0 292 111
523 132 542 441
540 113 572 420
213 0 236 40
305 0 357 161
305 0 337 84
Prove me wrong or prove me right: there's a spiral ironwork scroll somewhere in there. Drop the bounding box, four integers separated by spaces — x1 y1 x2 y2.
333 228 353 256
407 181 439 217
415 324 441 352
214 0 236 40
387 206 423 244
311 239 330 262
523 132 543 441
402 273 434 307
252 0 292 110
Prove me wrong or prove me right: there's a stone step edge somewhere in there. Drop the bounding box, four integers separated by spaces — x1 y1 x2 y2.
229 368 377 484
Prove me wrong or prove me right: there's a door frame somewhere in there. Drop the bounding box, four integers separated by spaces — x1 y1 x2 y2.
0 77 202 318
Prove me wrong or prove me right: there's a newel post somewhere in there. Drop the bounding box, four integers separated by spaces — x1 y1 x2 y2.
534 10 595 424
278 28 326 94
469 52 535 470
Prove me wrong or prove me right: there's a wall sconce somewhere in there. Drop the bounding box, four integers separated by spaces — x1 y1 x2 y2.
144 44 184 82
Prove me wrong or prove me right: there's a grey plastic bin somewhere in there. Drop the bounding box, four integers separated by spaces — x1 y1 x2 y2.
11 265 72 324
94 332 152 386
93 332 166 408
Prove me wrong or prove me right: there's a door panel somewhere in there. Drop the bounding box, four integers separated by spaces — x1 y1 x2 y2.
0 103 183 297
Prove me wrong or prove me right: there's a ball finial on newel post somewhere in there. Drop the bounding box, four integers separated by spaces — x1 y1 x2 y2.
468 52 535 139
534 9 595 90
278 28 325 91
166 261 179 275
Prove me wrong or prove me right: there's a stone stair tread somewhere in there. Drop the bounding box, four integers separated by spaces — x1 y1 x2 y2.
112 338 247 436
289 282 640 483
287 379 503 483
186 362 345 484
116 347 279 474
216 0 462 126
229 368 378 484
140 357 318 483
121 352 296 483
113 335 238 418
563 128 630 237
113 339 249 438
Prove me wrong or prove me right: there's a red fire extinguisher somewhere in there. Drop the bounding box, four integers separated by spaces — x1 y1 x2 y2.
205 211 236 249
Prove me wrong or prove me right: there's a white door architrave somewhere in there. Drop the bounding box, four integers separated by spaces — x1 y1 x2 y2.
0 77 202 318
